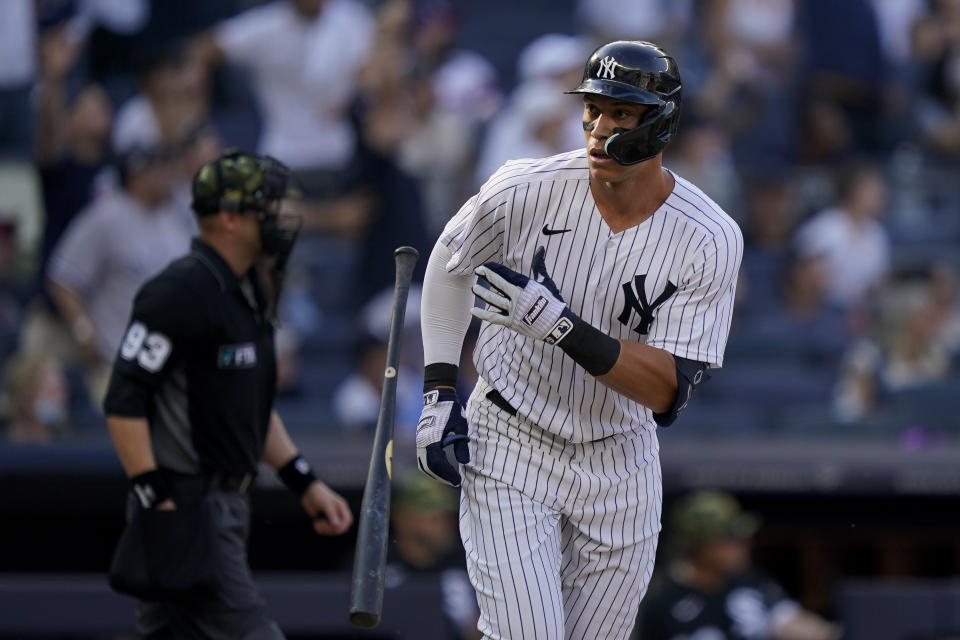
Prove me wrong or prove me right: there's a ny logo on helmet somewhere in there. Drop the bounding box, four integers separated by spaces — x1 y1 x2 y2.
597 56 618 80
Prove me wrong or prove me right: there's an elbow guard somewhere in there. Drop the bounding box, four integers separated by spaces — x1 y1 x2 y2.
653 357 710 427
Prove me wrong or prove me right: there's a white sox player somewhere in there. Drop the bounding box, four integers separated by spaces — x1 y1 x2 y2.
416 41 743 640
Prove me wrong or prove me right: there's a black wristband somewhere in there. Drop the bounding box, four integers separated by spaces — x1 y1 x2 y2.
277 455 318 496
558 316 621 377
423 362 459 393
130 469 171 509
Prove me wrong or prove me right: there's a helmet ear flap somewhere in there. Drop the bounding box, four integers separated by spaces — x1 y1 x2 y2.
604 101 679 165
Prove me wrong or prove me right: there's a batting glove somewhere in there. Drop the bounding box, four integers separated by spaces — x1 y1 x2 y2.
472 247 576 345
416 388 470 487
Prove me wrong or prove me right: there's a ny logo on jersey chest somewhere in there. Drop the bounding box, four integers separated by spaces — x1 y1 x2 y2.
617 275 678 336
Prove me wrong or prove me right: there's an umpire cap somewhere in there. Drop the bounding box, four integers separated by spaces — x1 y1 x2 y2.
670 490 760 552
191 150 300 217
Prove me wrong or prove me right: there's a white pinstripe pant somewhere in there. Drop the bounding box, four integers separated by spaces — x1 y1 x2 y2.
460 379 662 640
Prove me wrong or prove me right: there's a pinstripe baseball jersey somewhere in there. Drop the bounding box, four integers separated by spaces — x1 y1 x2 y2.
439 148 743 443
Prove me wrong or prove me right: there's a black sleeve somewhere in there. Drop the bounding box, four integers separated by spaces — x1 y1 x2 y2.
103 275 205 417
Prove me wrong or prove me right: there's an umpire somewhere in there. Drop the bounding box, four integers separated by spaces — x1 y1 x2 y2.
104 150 352 639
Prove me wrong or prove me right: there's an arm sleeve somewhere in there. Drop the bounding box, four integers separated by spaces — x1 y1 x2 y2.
646 227 743 367
439 164 514 275
421 242 475 366
103 276 204 417
46 208 106 294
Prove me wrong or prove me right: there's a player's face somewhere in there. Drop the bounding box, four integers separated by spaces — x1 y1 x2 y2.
582 95 651 181
696 537 751 575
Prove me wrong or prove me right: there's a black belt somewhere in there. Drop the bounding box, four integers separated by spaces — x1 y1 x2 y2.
162 469 255 496
485 388 517 416
206 472 254 494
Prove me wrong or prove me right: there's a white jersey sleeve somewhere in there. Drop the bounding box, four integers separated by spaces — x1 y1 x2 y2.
439 162 522 275
645 205 743 368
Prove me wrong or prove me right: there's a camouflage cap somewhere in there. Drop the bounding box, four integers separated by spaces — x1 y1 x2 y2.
670 490 760 551
191 150 299 216
393 472 459 514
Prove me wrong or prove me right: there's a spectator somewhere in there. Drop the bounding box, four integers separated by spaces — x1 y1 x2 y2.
360 1 496 238
834 278 957 422
45 145 193 402
385 472 481 640
475 81 579 186
688 0 798 170
636 490 842 640
664 117 741 212
411 1 502 127
112 42 211 155
0 0 36 158
333 286 423 442
737 251 848 366
168 124 224 226
194 0 375 178
793 162 891 309
476 34 588 185
0 217 29 365
1 353 71 443
912 0 960 155
796 0 890 158
35 22 115 295
515 33 590 151
737 172 800 316
576 0 692 51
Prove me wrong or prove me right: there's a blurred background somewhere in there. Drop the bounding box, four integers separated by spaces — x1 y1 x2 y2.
0 0 958 638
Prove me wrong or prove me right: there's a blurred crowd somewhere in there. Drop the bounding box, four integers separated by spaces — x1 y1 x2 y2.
0 0 959 446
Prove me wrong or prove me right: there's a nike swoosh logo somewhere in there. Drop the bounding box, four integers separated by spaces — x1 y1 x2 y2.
542 225 572 236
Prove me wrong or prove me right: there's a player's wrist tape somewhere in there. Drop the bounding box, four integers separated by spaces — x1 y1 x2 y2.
277 455 317 496
556 313 622 377
130 469 171 509
423 362 459 393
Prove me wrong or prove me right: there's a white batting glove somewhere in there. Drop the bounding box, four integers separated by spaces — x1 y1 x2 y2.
471 249 577 345
416 388 469 487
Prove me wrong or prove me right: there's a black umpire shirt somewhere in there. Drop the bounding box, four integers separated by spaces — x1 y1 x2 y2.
103 238 277 476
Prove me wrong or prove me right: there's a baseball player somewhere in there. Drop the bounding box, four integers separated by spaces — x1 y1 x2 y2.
416 41 743 640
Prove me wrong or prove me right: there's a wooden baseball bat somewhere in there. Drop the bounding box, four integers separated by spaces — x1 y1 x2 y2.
349 246 419 628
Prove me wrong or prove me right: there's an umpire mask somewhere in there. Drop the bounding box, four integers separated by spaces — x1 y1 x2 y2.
191 150 303 258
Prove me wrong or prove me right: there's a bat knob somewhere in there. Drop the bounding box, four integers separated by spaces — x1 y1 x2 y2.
394 246 419 259
349 611 380 628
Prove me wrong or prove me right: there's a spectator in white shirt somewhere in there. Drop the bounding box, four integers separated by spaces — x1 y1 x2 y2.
794 163 891 308
46 144 194 402
194 0 375 177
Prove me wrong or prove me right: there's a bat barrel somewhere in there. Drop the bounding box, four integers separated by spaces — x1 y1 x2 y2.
349 246 419 628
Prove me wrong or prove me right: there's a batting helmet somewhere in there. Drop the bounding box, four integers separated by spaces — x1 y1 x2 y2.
567 40 682 165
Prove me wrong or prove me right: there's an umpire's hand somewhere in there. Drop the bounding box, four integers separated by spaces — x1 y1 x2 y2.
302 482 353 535
416 388 469 487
